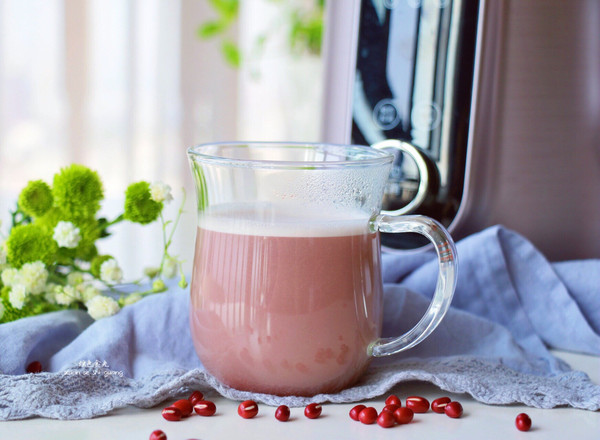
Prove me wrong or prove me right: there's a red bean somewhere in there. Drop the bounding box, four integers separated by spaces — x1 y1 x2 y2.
172 399 193 417
445 401 463 418
304 403 322 419
515 413 532 431
161 406 182 421
377 411 396 428
431 397 451 413
382 404 400 414
275 405 290 422
238 400 259 419
188 390 204 406
406 396 429 413
26 361 42 374
193 400 216 416
393 407 414 424
385 394 401 406
349 404 366 421
358 407 378 424
149 429 167 440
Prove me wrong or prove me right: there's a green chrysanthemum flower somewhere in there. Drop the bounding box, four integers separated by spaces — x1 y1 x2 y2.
35 206 62 230
6 224 57 268
53 164 104 218
18 180 53 218
90 254 113 278
124 181 163 224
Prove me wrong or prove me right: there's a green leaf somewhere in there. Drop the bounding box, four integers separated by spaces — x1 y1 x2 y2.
197 20 226 39
221 40 241 68
208 0 239 21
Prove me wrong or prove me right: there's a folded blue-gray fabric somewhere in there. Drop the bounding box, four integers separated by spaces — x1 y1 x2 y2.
0 225 598 420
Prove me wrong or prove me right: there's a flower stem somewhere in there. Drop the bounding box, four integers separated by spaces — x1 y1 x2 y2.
157 189 186 276
105 213 125 227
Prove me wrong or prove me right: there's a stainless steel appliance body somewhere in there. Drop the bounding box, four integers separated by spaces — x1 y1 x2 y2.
322 0 600 260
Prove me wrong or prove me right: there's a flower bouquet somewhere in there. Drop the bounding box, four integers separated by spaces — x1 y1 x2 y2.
0 164 186 323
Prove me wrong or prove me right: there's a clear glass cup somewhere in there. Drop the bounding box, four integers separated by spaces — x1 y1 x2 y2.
187 142 457 396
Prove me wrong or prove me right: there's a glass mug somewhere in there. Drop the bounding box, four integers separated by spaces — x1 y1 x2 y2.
187 142 457 397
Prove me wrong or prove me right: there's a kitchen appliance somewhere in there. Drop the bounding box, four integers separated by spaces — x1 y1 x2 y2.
321 0 600 260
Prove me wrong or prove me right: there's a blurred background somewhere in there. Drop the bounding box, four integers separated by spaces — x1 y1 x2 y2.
0 0 325 278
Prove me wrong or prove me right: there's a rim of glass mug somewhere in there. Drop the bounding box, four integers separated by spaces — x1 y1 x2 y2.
187 141 395 169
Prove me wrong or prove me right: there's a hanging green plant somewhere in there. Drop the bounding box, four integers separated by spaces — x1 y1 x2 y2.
197 0 324 68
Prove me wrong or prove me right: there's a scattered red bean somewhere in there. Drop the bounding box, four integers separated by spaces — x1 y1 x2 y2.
238 400 259 419
194 400 216 417
26 361 42 374
393 407 414 425
382 404 400 414
444 401 463 418
188 390 204 406
172 399 193 417
275 405 290 422
515 413 532 431
161 406 182 421
431 397 451 413
304 403 322 419
406 396 429 413
349 404 366 421
385 394 401 406
377 411 396 428
358 407 378 425
149 429 167 440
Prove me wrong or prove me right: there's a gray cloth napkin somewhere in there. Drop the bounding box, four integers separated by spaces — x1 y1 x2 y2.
1 225 599 420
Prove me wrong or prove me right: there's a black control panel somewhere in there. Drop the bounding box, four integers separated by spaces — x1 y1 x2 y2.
351 0 479 249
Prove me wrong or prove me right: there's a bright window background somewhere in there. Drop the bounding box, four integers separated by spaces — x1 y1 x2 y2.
0 0 324 278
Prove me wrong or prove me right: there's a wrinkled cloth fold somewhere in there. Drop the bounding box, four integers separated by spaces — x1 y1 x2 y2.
1 225 599 420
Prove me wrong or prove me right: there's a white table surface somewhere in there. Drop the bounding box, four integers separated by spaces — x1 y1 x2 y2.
2 351 599 440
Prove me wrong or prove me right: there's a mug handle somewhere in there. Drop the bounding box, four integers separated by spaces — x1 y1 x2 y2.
368 214 458 357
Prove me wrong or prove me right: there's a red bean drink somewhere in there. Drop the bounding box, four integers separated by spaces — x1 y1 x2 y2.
190 206 383 396
188 142 457 397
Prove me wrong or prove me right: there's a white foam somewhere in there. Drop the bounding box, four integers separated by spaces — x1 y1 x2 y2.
198 203 372 237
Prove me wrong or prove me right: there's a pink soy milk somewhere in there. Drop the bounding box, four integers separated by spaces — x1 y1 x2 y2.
190 205 383 396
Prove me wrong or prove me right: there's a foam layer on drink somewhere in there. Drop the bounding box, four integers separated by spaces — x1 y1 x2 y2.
198 202 372 237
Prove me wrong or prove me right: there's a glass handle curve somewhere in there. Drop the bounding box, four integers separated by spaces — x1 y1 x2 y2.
369 215 458 357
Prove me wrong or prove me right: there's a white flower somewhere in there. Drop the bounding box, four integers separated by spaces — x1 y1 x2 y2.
152 279 166 292
53 221 81 249
1 268 19 287
54 285 78 306
78 284 101 302
149 181 173 204
19 261 48 295
122 293 143 306
44 283 59 304
100 259 123 284
67 271 85 286
143 266 160 278
161 256 178 279
85 295 120 320
9 284 28 309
